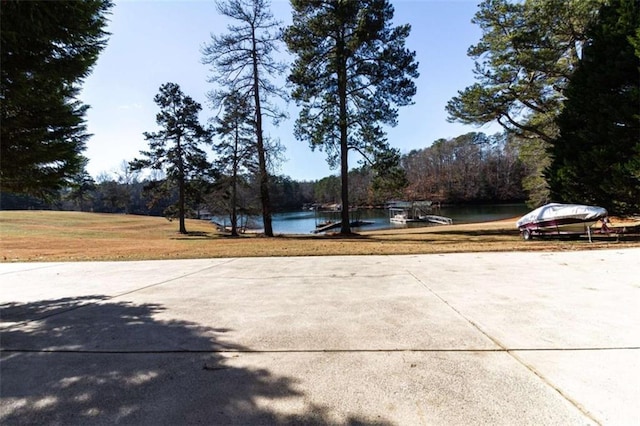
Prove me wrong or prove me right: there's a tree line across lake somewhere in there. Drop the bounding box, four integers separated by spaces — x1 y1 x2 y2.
2 130 527 217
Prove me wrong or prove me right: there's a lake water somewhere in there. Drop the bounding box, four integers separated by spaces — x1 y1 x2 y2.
252 203 530 234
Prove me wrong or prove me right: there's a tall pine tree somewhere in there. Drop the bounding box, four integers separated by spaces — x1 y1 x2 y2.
130 83 212 234
1 1 112 198
285 0 418 234
546 0 640 215
213 93 257 236
202 0 286 237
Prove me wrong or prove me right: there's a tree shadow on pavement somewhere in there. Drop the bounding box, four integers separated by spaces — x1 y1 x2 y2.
1 295 110 325
0 297 391 425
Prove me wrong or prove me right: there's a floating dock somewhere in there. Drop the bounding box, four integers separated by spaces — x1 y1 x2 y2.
388 201 452 225
313 220 374 233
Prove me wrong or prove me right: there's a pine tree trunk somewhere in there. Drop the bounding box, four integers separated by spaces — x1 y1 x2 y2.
178 176 187 234
231 126 239 237
252 28 273 237
337 33 350 234
231 172 238 236
177 138 187 234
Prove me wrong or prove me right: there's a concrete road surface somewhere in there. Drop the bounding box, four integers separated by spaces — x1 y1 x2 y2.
1 249 639 425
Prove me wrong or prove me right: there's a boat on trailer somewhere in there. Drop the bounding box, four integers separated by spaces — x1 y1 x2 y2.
516 203 608 240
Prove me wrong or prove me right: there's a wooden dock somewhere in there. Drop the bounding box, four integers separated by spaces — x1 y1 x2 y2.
313 220 373 233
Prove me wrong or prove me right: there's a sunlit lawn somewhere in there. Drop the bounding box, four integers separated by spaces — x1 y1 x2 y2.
1 210 639 262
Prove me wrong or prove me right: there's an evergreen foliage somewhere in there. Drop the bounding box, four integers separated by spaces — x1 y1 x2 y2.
130 83 213 234
446 0 601 206
547 0 640 215
370 148 408 203
65 158 97 212
447 0 599 141
285 0 419 233
0 0 113 198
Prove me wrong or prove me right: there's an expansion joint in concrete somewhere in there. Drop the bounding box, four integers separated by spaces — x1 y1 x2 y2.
405 269 603 426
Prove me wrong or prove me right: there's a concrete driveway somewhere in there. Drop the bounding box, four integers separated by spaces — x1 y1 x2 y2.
1 249 639 425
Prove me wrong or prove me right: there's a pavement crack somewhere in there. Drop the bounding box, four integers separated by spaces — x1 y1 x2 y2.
108 258 237 300
0 263 63 276
1 259 236 330
2 347 636 355
216 272 412 281
405 269 604 426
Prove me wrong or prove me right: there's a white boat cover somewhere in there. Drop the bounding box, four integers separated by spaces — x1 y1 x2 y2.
516 203 607 228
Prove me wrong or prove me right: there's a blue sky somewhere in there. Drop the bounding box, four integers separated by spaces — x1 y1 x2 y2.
80 0 500 181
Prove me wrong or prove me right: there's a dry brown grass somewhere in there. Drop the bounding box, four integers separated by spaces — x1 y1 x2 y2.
1 210 639 262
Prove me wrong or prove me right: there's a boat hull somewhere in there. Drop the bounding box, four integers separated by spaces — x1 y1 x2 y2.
516 203 607 239
390 214 408 224
519 218 598 234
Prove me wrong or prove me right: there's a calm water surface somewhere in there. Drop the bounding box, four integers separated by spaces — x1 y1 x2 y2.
264 204 530 234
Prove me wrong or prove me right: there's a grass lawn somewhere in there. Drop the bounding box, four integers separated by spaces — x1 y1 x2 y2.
1 210 639 262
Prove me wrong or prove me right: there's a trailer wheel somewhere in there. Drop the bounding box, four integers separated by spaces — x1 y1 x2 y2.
522 229 533 240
